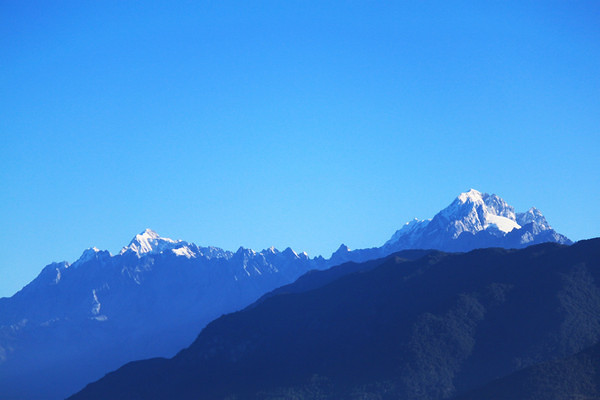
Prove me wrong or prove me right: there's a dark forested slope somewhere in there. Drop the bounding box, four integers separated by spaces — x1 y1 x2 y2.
456 341 600 400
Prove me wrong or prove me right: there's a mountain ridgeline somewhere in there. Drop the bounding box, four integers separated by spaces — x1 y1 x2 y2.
0 190 573 399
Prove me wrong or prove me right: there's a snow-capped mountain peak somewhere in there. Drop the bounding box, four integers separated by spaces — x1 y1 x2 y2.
438 189 520 237
120 228 186 257
457 188 485 205
381 189 570 255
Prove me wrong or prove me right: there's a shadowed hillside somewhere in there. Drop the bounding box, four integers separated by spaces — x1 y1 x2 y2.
456 342 600 400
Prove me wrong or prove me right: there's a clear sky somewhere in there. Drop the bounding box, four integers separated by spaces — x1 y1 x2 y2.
1 1 599 298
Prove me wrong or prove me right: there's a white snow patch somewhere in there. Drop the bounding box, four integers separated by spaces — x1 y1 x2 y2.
172 246 196 258
54 268 62 284
91 289 101 315
484 213 520 233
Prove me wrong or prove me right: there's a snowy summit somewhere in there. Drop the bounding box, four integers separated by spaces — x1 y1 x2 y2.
120 228 194 258
382 189 570 253
441 188 521 236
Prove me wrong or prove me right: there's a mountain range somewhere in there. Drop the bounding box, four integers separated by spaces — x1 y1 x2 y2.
70 239 600 399
0 229 319 400
0 189 572 399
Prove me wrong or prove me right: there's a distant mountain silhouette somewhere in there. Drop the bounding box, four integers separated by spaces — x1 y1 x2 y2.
70 238 600 400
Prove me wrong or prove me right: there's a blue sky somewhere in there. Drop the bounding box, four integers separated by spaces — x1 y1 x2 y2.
1 1 599 297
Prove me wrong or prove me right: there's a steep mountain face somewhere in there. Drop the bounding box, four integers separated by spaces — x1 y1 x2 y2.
334 189 571 263
70 239 600 400
0 229 324 400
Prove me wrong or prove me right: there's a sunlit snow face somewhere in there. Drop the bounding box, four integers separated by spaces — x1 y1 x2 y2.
119 228 197 258
386 189 557 246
